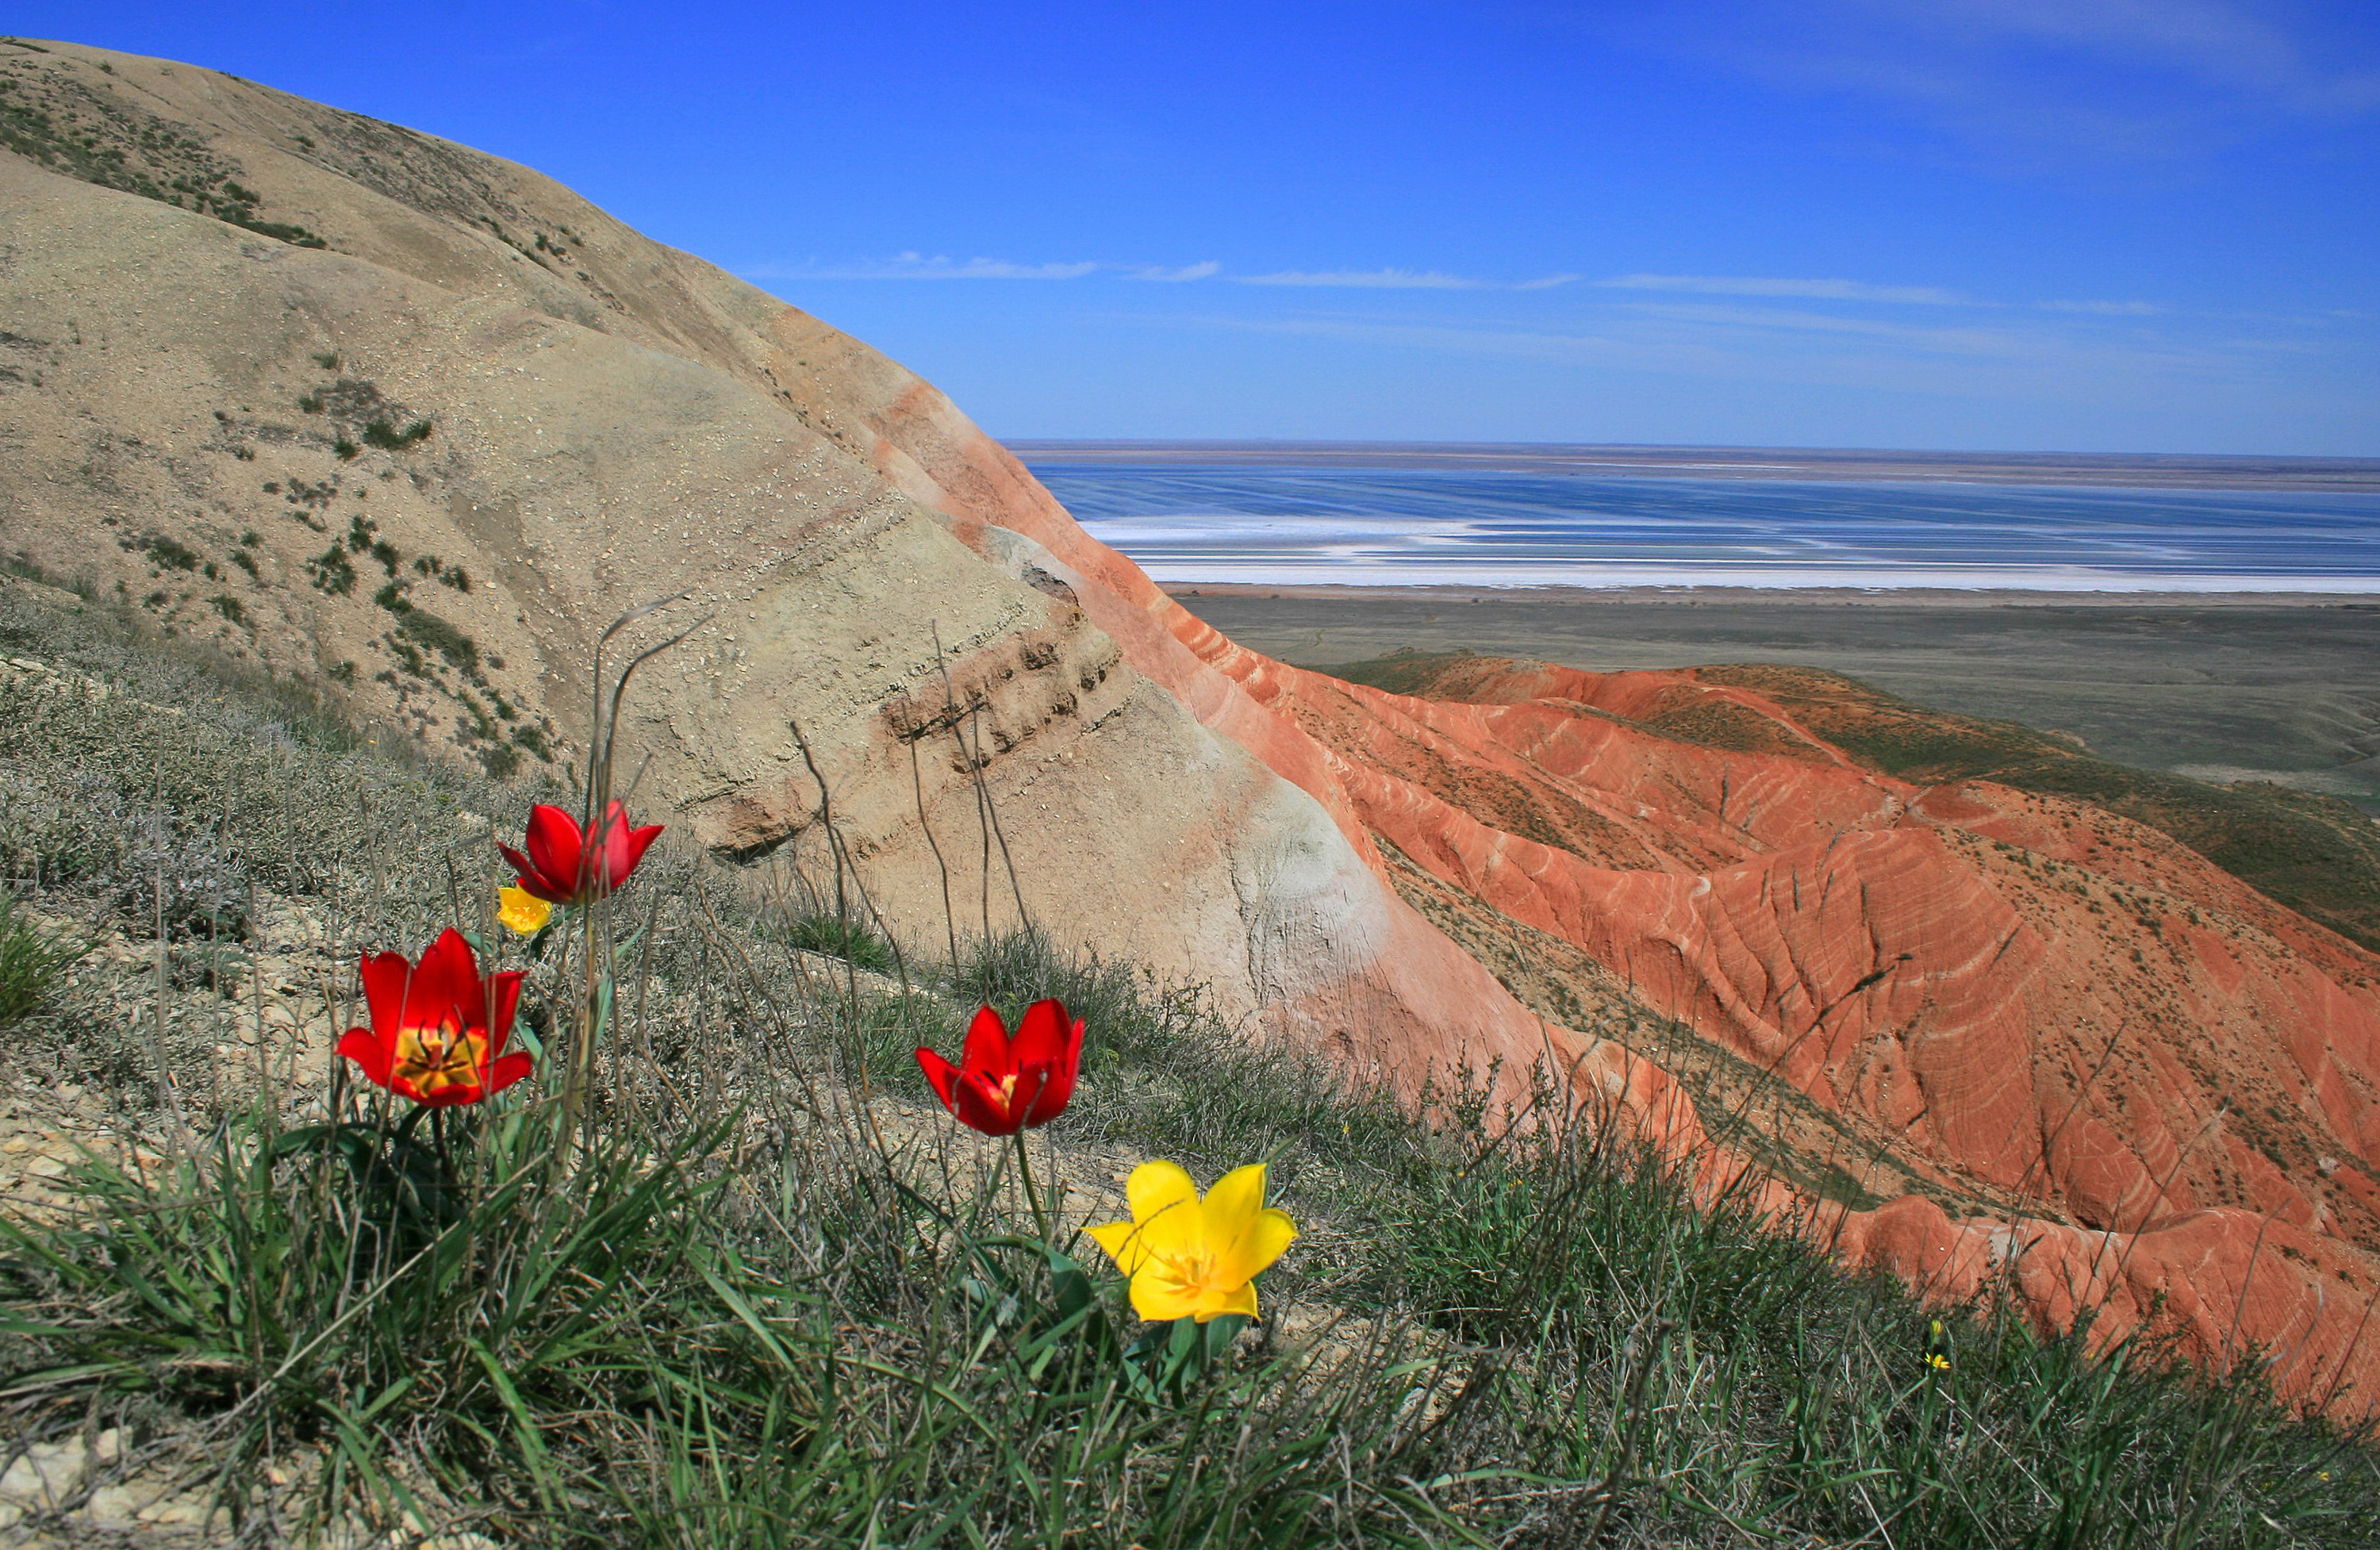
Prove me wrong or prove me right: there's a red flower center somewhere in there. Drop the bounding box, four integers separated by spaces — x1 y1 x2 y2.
393 1008 489 1099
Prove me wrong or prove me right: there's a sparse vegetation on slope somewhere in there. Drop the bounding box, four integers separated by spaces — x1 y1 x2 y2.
0 39 326 247
2 576 2377 1547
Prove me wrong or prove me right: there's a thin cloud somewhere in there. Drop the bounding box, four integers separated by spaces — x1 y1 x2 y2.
1623 301 2051 357
750 255 1225 282
1122 306 2261 405
1653 0 2380 166
1597 273 1969 305
753 252 1100 281
1130 261 1223 282
1235 267 1581 290
1237 268 1490 290
2039 298 2165 316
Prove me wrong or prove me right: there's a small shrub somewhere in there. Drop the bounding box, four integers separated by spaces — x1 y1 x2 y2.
332 437 359 461
138 533 201 571
305 547 355 596
209 594 245 624
395 608 478 673
362 416 432 451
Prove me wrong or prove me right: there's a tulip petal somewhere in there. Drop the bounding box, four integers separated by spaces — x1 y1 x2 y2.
1202 1163 1269 1238
915 1047 963 1112
524 804 585 900
496 844 566 904
412 929 485 1030
336 1027 393 1086
1010 1061 1057 1123
1015 1001 1081 1126
960 1004 1012 1078
951 1070 1023 1136
1012 999 1068 1068
486 969 525 1054
497 887 552 936
604 815 663 890
1202 1164 1297 1282
1196 1280 1260 1323
358 952 413 1045
486 1049 536 1096
1087 1218 1150 1274
1126 1160 1200 1226
1127 1264 1206 1324
1219 1207 1299 1287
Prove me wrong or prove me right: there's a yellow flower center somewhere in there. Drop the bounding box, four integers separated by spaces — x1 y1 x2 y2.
1150 1240 1219 1293
393 1010 489 1097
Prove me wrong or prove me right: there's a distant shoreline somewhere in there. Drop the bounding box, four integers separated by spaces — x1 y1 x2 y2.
1015 440 2380 493
1168 582 2380 606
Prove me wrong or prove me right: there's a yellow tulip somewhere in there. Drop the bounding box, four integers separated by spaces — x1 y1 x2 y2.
1088 1161 1297 1323
497 886 553 937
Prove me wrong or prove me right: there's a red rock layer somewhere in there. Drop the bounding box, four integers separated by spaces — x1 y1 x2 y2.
1137 585 2380 1410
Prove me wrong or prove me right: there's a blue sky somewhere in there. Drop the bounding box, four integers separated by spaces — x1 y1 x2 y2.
29 2 2380 454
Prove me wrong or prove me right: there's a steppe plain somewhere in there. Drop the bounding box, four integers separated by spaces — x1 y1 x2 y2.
1175 586 2380 812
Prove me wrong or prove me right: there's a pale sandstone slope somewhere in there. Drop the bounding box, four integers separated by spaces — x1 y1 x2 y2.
0 37 1572 1080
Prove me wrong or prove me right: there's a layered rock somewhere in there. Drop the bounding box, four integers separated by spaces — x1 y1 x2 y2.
1173 646 2380 1412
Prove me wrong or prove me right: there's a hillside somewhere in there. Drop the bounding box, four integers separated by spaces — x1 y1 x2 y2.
6 35 2380 1419
0 34 1546 1084
6 576 2374 1543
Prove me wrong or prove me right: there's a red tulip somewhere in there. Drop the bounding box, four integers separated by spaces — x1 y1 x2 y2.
916 999 1084 1137
497 801 662 907
337 929 532 1107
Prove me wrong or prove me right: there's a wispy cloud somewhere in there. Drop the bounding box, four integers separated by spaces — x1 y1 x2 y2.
2038 298 2165 316
1235 268 1486 290
750 251 1100 281
1596 273 1968 305
753 252 2193 333
753 255 1226 283
1622 301 2049 356
1641 0 2380 166
758 258 1593 290
1128 261 1223 282
1234 267 1581 290
1120 304 2274 408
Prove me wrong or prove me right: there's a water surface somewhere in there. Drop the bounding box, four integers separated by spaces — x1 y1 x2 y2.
1027 459 2380 591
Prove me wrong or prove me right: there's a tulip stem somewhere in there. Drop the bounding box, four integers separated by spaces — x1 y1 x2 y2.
1012 1130 1053 1243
